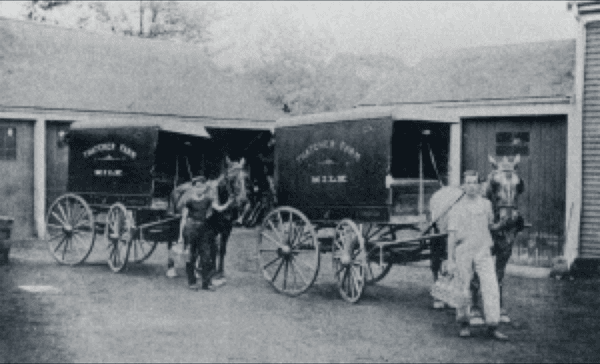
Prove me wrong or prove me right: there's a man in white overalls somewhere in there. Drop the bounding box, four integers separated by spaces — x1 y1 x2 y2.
445 171 508 341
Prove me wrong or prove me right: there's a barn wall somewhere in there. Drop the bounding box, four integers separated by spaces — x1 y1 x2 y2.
462 115 567 266
0 119 35 239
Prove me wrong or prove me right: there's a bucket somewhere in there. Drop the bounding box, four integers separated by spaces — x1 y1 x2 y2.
0 216 14 265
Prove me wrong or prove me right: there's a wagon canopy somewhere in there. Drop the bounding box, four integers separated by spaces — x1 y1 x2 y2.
274 106 456 221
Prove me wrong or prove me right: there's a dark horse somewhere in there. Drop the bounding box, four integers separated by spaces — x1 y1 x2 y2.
166 157 250 280
429 155 525 320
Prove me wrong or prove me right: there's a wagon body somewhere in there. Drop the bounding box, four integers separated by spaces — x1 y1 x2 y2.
68 121 213 209
277 118 393 222
275 111 452 225
258 107 456 302
45 119 214 272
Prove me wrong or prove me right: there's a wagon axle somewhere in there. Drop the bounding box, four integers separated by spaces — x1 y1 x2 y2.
62 224 74 235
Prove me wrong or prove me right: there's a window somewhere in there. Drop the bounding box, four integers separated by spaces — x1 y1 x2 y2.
0 127 17 160
496 132 529 156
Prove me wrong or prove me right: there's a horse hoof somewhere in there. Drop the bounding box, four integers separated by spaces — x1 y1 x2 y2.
166 268 178 278
500 315 511 324
433 300 446 310
470 316 485 326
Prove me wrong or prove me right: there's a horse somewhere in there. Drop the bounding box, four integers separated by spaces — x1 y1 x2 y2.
166 157 251 280
429 155 525 321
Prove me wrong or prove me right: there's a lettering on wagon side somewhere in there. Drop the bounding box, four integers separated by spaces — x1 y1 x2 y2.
310 175 348 184
83 143 137 160
295 139 361 163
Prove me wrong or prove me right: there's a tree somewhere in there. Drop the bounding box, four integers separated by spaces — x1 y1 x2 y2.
227 3 339 115
9 1 222 45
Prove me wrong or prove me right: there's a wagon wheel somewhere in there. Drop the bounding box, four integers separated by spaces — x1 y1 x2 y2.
257 206 320 297
129 239 158 263
105 203 132 273
333 219 367 303
45 193 96 266
363 224 422 284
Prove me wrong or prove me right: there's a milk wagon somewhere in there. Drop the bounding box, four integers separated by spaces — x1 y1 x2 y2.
257 108 457 303
44 119 218 272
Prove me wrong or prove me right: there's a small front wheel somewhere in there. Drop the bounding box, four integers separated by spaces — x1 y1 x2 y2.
105 203 132 273
333 219 366 304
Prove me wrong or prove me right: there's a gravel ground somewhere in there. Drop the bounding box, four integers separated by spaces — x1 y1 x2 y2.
2 228 600 363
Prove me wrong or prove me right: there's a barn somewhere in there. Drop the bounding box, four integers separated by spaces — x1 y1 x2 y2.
329 39 576 269
0 18 281 239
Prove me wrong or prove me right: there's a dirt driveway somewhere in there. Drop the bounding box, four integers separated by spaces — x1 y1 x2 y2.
2 228 600 363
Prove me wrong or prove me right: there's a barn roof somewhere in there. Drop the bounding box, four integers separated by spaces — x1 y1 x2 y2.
0 18 282 123
359 39 575 106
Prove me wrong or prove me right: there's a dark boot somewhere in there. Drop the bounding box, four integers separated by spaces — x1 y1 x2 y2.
185 262 196 286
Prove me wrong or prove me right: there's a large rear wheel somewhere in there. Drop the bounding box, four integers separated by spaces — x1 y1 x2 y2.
333 219 367 304
105 203 132 273
257 207 319 296
45 194 96 265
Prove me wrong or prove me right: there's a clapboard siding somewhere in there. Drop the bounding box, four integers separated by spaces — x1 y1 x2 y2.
580 22 600 258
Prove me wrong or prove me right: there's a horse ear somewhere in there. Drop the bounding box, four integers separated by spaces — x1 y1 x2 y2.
239 157 246 167
513 154 521 166
488 155 498 169
225 155 232 166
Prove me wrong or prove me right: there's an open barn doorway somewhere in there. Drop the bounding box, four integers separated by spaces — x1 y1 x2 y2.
389 120 450 220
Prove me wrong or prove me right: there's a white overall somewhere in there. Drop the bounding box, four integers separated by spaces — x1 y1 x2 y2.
448 197 500 326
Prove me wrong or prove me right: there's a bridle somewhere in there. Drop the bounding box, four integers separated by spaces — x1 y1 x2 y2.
224 164 249 206
487 169 522 231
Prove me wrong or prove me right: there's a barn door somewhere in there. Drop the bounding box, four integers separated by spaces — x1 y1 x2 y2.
462 116 567 267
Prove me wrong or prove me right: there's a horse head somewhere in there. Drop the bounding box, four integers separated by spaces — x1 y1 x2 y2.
223 156 251 207
485 155 525 239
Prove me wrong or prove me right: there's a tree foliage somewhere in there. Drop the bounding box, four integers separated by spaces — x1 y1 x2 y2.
15 1 221 44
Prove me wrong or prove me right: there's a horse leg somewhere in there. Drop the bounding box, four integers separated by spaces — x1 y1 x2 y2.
166 240 178 278
430 235 447 309
217 223 233 279
469 274 485 325
430 233 446 281
494 239 513 322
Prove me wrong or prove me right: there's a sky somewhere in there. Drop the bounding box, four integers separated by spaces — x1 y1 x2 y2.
0 1 579 67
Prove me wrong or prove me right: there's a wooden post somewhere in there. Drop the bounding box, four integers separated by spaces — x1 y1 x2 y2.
34 118 46 238
419 140 424 218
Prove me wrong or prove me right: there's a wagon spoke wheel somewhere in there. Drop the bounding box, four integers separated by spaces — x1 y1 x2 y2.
362 223 394 285
105 203 132 273
333 219 366 303
258 207 319 297
129 239 158 263
45 193 96 266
